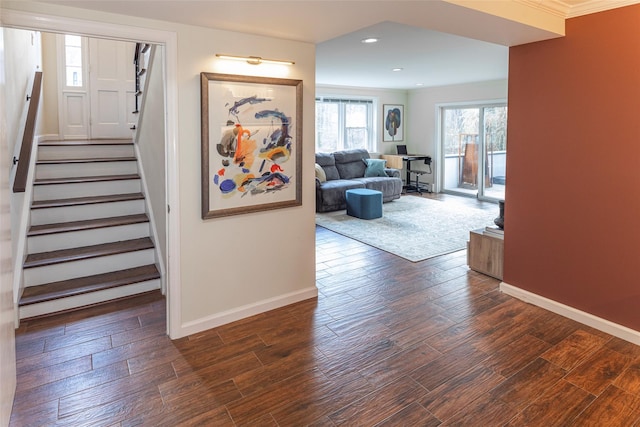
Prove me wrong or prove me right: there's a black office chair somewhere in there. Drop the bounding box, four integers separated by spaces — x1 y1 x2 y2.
409 157 432 194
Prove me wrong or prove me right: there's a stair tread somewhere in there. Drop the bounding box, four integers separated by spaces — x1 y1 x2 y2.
28 214 149 236
39 139 133 146
37 157 137 164
24 237 154 269
34 174 140 185
32 193 145 209
19 264 160 306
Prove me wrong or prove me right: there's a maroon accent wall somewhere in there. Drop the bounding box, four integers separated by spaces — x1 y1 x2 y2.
505 5 640 330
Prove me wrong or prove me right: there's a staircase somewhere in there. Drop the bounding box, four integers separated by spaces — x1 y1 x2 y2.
18 139 161 319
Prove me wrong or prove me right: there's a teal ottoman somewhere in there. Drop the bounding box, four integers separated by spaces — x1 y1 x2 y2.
346 188 383 219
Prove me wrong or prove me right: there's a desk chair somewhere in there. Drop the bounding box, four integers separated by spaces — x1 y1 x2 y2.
408 157 432 194
395 145 432 194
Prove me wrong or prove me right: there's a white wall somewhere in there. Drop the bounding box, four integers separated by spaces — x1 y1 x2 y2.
407 79 507 188
0 28 17 427
136 47 167 269
316 85 407 155
3 27 41 158
5 27 40 255
39 31 58 139
1 1 317 338
173 24 317 329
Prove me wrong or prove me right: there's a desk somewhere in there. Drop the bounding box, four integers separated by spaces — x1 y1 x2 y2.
381 154 432 193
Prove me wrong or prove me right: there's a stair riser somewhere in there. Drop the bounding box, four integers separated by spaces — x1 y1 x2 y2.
35 161 138 180
19 279 161 319
27 223 151 253
24 249 155 286
33 179 141 200
30 200 146 225
38 145 135 160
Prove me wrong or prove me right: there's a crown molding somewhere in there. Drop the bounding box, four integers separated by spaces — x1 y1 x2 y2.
516 0 640 19
565 0 640 17
515 0 568 18
515 0 570 18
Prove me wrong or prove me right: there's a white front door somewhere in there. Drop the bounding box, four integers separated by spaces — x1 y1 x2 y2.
88 38 136 139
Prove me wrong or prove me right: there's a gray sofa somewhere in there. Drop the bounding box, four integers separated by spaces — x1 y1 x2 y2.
315 149 403 213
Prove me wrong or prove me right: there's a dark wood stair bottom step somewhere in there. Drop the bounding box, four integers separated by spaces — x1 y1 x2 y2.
32 193 145 209
28 213 149 236
24 237 155 269
19 264 160 307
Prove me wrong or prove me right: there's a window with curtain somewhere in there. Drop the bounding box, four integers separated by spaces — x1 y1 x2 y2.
315 97 374 153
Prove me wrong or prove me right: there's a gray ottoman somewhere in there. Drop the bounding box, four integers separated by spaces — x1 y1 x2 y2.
345 188 383 219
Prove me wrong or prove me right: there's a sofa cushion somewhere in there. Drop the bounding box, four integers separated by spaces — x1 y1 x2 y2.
353 176 403 202
316 179 365 212
314 163 327 182
334 149 369 179
363 158 387 177
315 152 340 181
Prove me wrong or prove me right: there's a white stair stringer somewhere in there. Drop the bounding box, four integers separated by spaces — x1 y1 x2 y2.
19 279 161 319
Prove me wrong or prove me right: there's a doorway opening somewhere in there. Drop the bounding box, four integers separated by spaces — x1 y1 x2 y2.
2 10 181 338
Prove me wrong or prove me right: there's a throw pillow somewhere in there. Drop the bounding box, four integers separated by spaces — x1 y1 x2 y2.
315 163 327 182
363 158 387 177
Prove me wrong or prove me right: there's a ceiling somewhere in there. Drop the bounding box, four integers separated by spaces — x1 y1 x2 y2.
32 0 639 90
316 21 509 90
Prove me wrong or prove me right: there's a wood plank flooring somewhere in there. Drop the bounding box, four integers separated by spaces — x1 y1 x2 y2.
10 195 640 425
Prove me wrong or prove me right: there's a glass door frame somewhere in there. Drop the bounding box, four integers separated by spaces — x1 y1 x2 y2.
436 101 507 202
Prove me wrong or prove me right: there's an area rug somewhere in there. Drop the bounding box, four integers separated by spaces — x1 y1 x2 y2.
315 196 498 262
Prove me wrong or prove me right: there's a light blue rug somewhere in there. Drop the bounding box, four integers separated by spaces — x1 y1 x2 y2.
315 195 498 262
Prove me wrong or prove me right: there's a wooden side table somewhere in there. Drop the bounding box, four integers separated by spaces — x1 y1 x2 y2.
467 228 504 280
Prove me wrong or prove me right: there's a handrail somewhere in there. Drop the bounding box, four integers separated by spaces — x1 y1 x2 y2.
13 71 43 193
131 42 151 131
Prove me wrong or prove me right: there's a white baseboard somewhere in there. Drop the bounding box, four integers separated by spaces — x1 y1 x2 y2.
177 287 318 338
36 134 60 142
501 282 640 346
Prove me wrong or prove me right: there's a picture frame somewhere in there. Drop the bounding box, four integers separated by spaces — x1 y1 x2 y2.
200 73 303 219
383 104 404 142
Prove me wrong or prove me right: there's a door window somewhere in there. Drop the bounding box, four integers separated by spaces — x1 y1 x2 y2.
440 104 507 201
64 35 84 88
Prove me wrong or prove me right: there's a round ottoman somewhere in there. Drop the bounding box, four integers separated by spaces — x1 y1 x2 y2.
345 188 383 220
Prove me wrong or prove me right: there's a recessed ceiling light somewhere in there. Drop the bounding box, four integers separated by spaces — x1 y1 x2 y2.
416 83 424 86
392 68 403 72
361 37 379 44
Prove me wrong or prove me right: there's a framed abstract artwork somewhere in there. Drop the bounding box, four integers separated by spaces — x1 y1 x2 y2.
383 104 404 142
200 73 303 219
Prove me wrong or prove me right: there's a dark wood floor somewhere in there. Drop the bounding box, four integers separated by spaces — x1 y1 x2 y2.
10 195 640 426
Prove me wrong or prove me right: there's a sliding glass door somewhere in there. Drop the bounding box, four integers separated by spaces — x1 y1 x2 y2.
440 104 507 201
